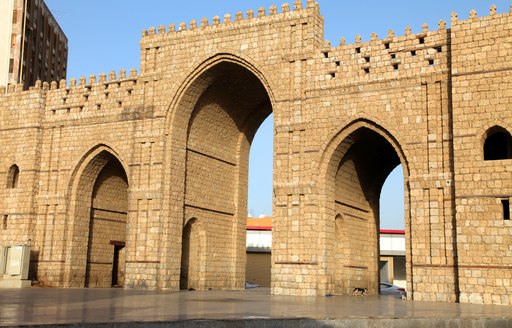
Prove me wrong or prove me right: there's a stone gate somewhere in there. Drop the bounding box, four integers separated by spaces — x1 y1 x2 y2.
1 1 511 305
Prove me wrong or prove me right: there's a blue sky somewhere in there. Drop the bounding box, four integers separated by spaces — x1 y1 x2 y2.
45 0 510 228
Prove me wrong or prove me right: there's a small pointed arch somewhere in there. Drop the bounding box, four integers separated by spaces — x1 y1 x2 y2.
334 214 349 253
67 144 131 193
334 213 346 236
6 164 20 189
483 126 512 161
334 214 347 249
63 144 130 288
180 217 206 290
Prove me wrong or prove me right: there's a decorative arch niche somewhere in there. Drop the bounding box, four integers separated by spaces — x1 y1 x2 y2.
64 148 129 288
6 164 19 189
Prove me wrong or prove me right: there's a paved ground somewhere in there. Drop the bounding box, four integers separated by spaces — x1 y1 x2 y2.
1 288 512 327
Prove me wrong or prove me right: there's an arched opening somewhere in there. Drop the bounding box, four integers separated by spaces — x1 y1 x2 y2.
85 157 128 287
248 114 274 219
65 149 128 288
177 59 272 290
484 126 512 161
245 114 274 287
327 124 407 296
379 166 404 230
379 165 407 294
6 164 19 189
180 218 205 290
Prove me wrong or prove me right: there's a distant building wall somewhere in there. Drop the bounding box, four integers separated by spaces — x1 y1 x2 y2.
246 218 272 287
246 253 271 287
380 230 406 288
0 0 14 88
247 222 407 290
0 0 68 89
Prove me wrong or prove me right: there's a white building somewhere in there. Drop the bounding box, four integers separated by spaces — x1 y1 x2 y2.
246 217 407 289
379 230 406 289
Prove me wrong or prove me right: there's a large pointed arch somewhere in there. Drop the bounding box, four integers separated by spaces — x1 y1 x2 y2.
66 144 131 196
63 145 130 288
160 53 275 290
318 119 410 184
317 119 412 296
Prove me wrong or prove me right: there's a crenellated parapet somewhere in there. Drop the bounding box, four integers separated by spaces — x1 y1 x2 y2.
313 22 448 88
449 4 512 76
46 69 137 119
139 0 320 48
43 68 141 121
312 4 512 88
137 0 325 83
0 83 26 94
1 69 143 123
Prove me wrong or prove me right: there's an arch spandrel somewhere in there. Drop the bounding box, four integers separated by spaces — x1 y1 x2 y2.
66 144 131 198
163 52 278 134
317 119 411 185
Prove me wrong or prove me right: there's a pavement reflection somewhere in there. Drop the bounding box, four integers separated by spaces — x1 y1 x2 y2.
1 288 511 326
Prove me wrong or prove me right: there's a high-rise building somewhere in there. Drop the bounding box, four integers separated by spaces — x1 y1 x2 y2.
0 0 68 90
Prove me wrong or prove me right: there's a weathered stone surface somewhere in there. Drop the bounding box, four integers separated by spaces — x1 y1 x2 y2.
0 3 511 305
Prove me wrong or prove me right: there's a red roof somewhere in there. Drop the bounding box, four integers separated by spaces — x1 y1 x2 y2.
380 229 405 235
247 217 272 231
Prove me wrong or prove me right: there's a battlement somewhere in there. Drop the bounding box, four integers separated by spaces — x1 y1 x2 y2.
313 4 512 86
322 3 511 53
1 68 138 95
43 68 141 120
2 2 511 121
314 22 448 86
140 0 319 43
0 68 142 122
449 3 512 26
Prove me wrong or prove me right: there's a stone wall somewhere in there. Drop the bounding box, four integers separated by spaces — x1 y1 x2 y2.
451 7 512 305
0 1 511 305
